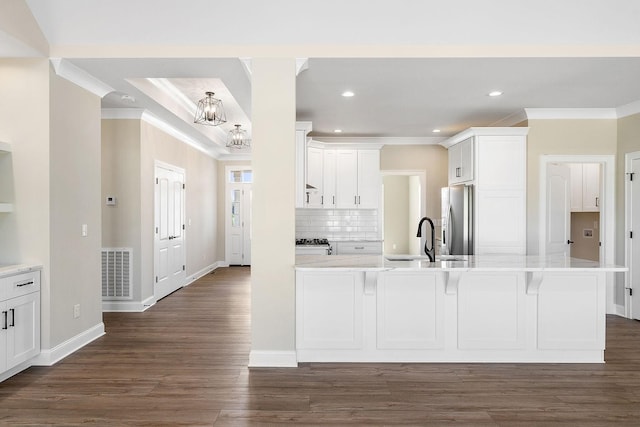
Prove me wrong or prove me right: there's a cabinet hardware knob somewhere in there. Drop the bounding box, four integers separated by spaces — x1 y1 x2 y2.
16 281 34 287
9 308 14 327
595 197 599 207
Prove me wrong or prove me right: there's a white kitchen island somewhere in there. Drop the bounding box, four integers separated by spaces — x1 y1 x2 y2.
295 255 625 364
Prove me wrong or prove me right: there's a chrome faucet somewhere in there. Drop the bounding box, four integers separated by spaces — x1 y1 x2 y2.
416 217 436 262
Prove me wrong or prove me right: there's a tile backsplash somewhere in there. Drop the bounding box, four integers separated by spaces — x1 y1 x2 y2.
296 209 380 241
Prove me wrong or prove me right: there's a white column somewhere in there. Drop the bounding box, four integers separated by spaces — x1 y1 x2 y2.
249 58 297 367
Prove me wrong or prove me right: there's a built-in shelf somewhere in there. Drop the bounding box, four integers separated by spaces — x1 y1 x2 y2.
0 141 11 153
0 203 13 213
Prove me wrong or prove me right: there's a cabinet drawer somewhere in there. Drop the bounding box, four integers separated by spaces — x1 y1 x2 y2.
336 241 382 255
1 271 40 300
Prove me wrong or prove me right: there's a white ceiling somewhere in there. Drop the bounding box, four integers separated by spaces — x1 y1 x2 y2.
11 0 640 154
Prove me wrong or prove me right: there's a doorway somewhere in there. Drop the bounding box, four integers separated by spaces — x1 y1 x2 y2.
154 162 186 301
380 170 426 255
625 151 640 319
225 166 252 266
539 154 616 313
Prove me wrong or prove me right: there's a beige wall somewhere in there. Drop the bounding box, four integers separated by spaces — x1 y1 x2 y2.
49 71 103 347
570 212 600 261
383 175 410 254
102 119 219 305
380 144 448 239
101 119 142 300
0 59 52 346
526 119 617 254
251 58 296 356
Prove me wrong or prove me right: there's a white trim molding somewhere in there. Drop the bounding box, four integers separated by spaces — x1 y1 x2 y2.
249 351 298 368
103 295 156 312
617 100 640 119
32 323 105 366
525 108 617 120
184 262 225 286
50 58 114 97
101 108 144 120
440 127 529 148
313 136 445 146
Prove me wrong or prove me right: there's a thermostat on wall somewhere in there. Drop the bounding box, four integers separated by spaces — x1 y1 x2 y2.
106 196 117 206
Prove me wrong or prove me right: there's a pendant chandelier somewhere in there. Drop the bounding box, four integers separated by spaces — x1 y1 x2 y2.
194 91 226 126
226 124 251 149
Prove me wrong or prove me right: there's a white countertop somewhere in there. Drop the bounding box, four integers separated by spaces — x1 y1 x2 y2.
0 264 42 278
295 254 627 272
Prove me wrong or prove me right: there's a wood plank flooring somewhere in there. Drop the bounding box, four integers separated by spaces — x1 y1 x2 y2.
2 266 640 425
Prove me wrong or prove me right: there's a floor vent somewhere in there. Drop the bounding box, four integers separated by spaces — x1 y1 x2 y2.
101 248 132 300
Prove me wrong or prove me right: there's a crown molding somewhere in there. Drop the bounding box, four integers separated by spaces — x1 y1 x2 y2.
50 58 114 97
490 109 528 127
310 136 445 147
525 108 617 120
440 127 530 148
101 108 145 120
617 100 640 119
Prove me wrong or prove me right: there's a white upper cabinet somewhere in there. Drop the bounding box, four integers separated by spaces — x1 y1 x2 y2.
335 149 380 209
448 137 474 184
323 149 337 209
295 123 312 208
569 163 600 212
306 146 324 208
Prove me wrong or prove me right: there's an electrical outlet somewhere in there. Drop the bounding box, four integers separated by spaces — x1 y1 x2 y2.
81 224 88 237
74 304 80 319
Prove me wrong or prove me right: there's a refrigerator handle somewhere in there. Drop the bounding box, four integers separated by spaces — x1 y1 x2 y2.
446 206 453 255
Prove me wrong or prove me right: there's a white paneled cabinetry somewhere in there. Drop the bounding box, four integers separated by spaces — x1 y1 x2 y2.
297 136 382 210
569 163 600 212
1 269 41 382
335 149 380 209
444 128 528 255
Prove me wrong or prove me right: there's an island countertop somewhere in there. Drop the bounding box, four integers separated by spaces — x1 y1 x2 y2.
0 264 42 279
295 254 626 272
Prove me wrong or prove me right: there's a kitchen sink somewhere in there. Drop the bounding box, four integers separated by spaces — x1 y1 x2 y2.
384 254 467 262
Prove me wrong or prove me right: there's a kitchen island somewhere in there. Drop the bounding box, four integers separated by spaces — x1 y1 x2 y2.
295 254 625 363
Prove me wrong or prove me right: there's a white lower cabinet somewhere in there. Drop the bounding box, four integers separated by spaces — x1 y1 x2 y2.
295 268 606 363
1 270 41 381
296 271 363 350
376 272 444 349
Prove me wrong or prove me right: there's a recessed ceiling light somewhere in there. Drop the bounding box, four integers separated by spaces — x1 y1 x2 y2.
341 91 355 97
334 129 343 133
488 91 503 97
121 94 136 103
432 129 441 133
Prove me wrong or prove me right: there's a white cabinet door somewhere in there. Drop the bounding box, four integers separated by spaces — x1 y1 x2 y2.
0 301 6 372
295 130 306 208
323 149 337 209
449 137 473 184
306 146 324 208
376 272 444 349
356 150 381 209
5 292 40 370
335 150 358 209
296 271 364 349
582 163 600 212
569 163 584 212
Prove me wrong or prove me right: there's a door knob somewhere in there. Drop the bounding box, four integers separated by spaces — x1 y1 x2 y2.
567 239 575 244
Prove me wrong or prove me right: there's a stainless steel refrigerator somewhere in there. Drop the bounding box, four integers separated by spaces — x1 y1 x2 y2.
441 185 474 255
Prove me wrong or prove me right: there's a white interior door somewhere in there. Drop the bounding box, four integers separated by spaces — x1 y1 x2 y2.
155 165 185 300
546 163 571 256
226 168 252 266
629 156 640 319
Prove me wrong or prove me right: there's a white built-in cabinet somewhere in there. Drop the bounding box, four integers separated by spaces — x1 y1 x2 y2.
0 142 14 213
448 137 474 184
297 134 381 210
335 149 380 209
444 128 528 255
569 163 600 212
322 149 337 208
1 269 41 382
305 146 324 208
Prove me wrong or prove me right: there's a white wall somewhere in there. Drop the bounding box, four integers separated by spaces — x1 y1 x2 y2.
250 58 296 364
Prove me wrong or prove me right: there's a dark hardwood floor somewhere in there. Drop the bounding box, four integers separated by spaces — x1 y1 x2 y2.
2 266 640 425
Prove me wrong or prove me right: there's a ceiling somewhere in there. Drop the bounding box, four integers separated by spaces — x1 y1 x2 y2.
10 0 640 156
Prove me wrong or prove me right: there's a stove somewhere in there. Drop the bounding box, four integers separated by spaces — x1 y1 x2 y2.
295 238 332 255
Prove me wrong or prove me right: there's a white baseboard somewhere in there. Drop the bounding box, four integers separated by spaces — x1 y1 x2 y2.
102 295 156 312
613 303 626 317
32 322 105 366
185 262 224 286
249 350 298 368
218 261 230 268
